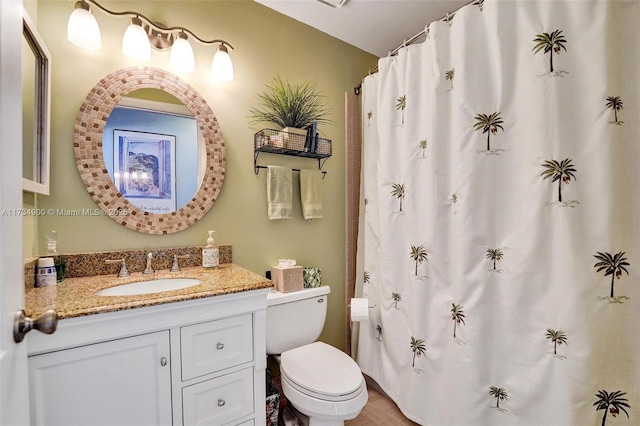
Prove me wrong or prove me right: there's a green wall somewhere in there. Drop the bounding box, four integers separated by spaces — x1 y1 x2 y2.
30 0 376 350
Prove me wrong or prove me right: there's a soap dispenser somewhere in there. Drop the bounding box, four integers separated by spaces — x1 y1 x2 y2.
202 230 219 269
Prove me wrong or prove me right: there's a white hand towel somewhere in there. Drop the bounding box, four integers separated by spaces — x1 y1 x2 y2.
300 169 323 220
267 165 293 220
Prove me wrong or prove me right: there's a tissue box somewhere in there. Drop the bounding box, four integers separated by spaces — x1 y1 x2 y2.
271 266 303 293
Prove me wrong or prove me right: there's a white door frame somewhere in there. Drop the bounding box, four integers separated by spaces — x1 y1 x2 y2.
0 0 30 424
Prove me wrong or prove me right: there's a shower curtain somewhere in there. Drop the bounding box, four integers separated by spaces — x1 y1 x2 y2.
356 1 639 425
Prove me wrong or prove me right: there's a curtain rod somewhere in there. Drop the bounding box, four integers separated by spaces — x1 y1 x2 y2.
354 0 480 94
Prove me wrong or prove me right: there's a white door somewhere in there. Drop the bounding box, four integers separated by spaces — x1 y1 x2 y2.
0 0 30 425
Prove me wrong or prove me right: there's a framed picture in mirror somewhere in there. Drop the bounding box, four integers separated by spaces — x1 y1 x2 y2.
113 130 176 213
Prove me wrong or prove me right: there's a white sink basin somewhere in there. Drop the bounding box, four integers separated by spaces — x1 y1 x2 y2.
97 278 202 296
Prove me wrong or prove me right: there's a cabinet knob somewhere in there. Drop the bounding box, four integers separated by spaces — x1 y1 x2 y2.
13 309 58 343
160 357 168 367
216 342 224 350
217 398 226 407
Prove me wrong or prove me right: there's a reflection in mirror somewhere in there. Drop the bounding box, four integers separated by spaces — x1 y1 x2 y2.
74 66 226 234
103 89 205 213
22 10 51 194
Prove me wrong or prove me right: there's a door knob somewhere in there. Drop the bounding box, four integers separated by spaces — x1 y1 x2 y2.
13 309 58 343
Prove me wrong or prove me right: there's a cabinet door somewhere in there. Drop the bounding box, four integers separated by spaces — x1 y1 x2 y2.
29 331 171 426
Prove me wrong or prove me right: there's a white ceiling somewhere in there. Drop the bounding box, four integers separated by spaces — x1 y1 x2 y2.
255 0 470 57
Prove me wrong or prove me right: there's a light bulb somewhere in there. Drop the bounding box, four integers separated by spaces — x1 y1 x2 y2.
211 44 234 82
122 17 150 61
170 33 195 72
67 1 102 50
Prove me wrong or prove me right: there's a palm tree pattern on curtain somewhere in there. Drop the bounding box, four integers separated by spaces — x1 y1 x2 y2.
391 292 402 308
410 244 428 275
391 183 405 213
489 386 509 411
486 248 503 271
358 2 636 424
396 95 406 125
445 67 455 90
473 112 504 152
410 337 426 368
605 96 623 125
376 325 383 341
451 303 466 339
594 390 630 426
545 328 567 357
418 139 428 158
593 251 630 300
532 29 567 73
541 158 576 203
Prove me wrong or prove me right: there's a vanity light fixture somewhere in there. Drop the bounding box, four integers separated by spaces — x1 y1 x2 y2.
66 0 234 81
122 17 150 61
67 0 101 50
211 44 234 82
170 32 196 72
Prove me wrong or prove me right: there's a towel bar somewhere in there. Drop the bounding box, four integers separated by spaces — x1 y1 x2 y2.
255 165 327 179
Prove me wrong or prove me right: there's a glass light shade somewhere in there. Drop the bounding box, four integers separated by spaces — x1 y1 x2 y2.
170 35 195 72
67 4 102 50
122 18 151 61
211 45 234 82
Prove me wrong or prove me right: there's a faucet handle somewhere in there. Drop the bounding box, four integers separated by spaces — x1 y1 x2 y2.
170 254 191 272
105 259 130 278
143 252 154 275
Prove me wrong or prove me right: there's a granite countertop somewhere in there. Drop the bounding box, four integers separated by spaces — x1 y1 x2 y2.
25 264 273 320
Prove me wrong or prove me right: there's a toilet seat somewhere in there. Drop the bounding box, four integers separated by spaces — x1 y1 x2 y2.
280 341 364 402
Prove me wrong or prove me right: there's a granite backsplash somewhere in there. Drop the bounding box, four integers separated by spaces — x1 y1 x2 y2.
24 245 232 290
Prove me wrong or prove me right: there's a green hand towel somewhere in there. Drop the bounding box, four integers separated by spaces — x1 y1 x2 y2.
267 165 292 220
300 169 323 220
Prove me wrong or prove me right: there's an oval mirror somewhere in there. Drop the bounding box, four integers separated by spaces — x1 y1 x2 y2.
74 67 225 234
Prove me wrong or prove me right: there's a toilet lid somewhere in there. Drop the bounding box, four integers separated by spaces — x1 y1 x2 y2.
280 341 364 399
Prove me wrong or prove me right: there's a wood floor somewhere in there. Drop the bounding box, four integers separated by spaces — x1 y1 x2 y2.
345 384 419 426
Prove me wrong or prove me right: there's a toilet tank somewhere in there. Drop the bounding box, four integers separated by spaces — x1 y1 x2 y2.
265 286 330 355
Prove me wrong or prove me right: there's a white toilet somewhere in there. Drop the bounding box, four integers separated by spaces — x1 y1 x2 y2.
266 286 368 426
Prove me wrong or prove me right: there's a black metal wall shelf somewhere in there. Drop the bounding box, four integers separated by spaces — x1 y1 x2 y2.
254 128 332 174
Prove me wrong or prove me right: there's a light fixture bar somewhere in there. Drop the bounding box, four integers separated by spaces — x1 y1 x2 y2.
84 0 233 49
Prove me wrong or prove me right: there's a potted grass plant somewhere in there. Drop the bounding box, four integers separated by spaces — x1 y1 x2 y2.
249 75 332 148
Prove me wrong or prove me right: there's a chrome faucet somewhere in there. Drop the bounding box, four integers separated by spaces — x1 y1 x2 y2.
143 252 155 274
105 259 130 278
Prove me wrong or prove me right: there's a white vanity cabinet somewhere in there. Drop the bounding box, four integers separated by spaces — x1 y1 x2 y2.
29 331 172 426
27 289 268 426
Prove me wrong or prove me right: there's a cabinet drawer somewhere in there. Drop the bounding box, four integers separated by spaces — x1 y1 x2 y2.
182 368 254 426
181 314 253 381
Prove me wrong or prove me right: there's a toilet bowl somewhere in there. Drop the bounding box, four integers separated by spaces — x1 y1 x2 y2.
266 287 368 426
280 342 368 425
